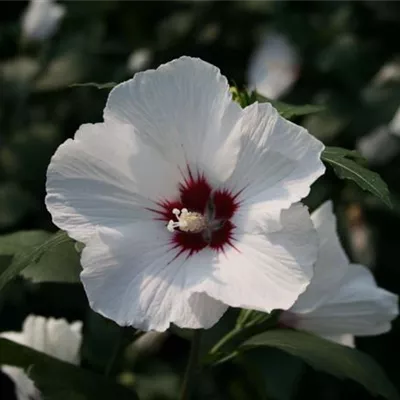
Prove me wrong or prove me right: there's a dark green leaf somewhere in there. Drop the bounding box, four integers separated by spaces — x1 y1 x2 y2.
230 88 324 119
271 101 325 120
239 348 305 400
206 311 279 365
81 312 127 374
322 146 392 207
0 338 138 400
69 82 117 89
241 329 399 400
256 93 325 119
0 231 78 292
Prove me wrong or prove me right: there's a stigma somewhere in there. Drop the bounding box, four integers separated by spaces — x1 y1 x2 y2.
167 208 208 233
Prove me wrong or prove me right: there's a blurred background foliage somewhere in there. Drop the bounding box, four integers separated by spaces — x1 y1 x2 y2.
0 1 400 399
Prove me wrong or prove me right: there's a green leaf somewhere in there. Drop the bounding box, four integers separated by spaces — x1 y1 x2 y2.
230 88 324 119
69 82 117 89
239 348 305 400
81 312 128 374
0 230 51 254
21 234 82 284
255 93 325 119
241 329 399 400
0 231 79 292
206 311 279 365
271 101 325 120
322 146 392 207
0 338 138 400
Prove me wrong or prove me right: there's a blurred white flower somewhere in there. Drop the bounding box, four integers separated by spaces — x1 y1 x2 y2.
0 315 82 400
370 59 400 88
281 202 398 347
247 32 299 100
356 106 400 165
21 0 65 42
389 106 400 137
127 48 152 73
46 56 325 332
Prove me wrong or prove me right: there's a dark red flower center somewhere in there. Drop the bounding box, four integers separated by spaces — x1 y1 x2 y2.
153 171 239 257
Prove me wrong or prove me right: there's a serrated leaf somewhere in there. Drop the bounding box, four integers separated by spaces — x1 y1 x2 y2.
241 329 399 400
0 338 138 400
0 231 77 292
322 146 392 207
69 82 117 89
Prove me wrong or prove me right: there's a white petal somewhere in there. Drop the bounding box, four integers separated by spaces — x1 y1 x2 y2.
104 56 242 183
295 264 398 336
320 334 355 348
222 102 325 222
190 203 317 312
291 201 350 313
46 121 181 243
80 222 228 331
0 315 82 400
43 318 82 364
1 366 38 400
248 32 299 100
8 315 83 365
389 106 400 136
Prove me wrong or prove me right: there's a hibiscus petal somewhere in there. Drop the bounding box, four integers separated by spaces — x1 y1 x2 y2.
80 222 228 331
290 201 350 313
0 315 82 400
46 121 181 243
320 333 355 348
189 203 317 312
1 316 82 365
1 365 38 400
296 264 398 336
220 102 325 219
103 56 242 184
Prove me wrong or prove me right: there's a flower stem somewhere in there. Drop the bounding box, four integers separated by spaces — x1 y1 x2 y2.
180 329 202 400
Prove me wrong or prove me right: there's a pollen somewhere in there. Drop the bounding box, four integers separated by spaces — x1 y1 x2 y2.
167 208 208 233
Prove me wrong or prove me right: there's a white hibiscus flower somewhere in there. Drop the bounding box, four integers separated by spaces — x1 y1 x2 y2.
46 56 325 332
281 201 399 347
247 32 299 100
0 315 82 400
21 0 65 42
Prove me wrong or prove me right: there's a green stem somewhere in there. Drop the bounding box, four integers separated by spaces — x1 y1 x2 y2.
180 329 202 400
209 312 280 363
